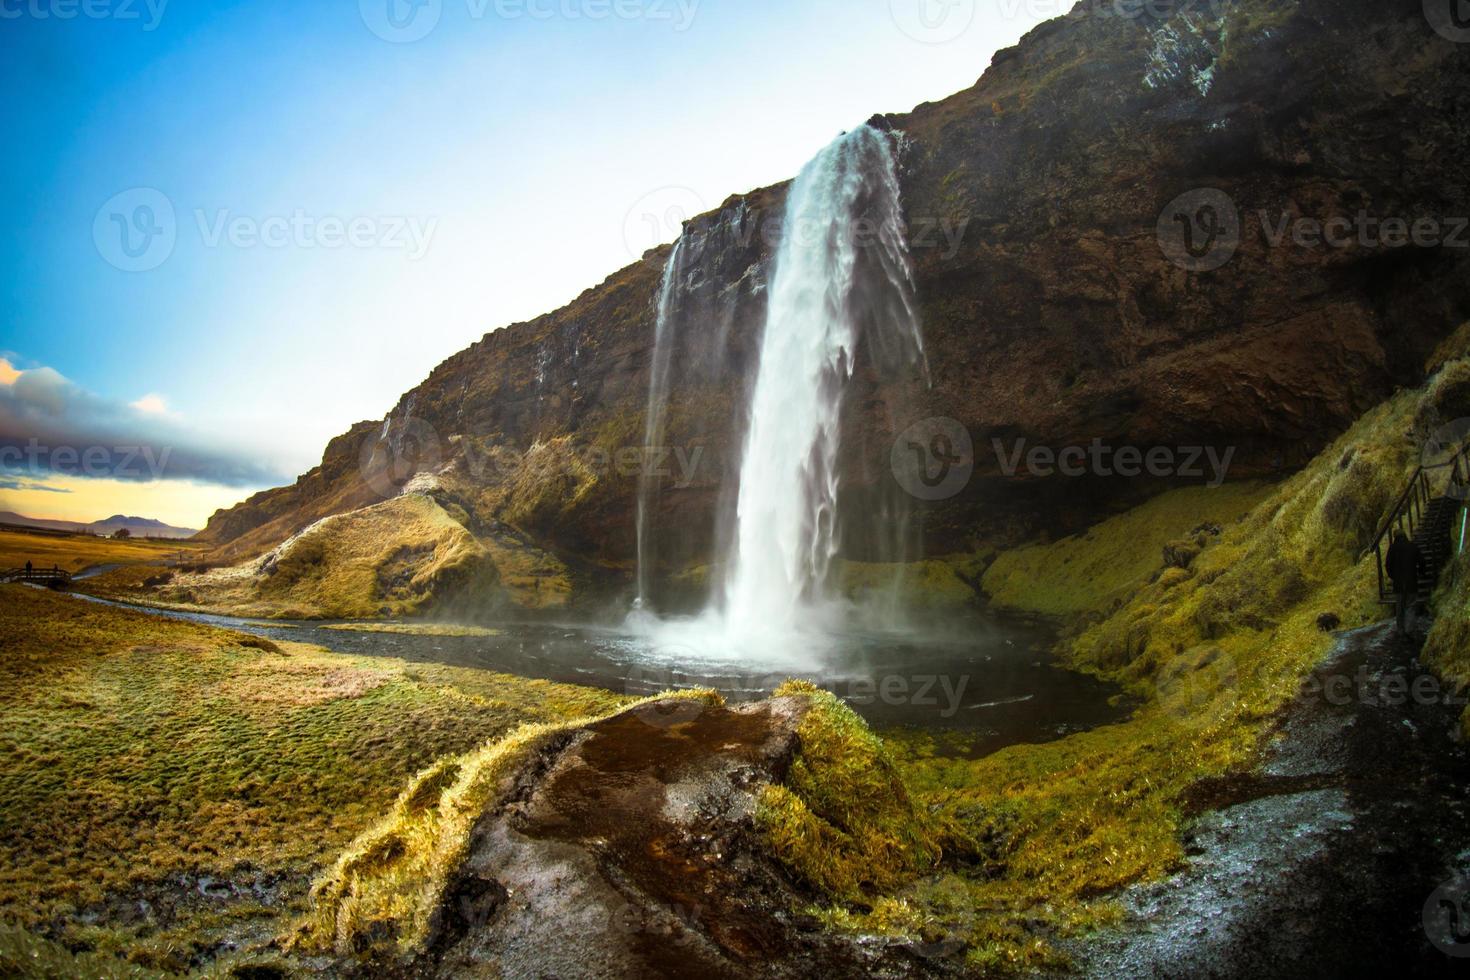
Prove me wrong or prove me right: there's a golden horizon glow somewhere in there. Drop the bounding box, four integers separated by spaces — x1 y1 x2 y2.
0 359 18 386
0 476 255 530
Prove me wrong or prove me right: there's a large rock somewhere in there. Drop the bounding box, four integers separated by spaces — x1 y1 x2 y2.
199 0 1470 598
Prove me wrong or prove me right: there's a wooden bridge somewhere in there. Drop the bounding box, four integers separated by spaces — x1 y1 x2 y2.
0 567 73 587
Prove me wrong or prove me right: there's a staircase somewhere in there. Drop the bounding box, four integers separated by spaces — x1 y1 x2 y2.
1369 441 1470 606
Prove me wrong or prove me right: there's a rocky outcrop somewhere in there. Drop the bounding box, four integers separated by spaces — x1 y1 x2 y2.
200 0 1470 601
297 693 938 978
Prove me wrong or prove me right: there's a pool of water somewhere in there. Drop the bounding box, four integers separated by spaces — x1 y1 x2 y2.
67 593 1128 756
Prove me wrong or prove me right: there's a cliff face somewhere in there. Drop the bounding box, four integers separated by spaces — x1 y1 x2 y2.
201 0 1470 598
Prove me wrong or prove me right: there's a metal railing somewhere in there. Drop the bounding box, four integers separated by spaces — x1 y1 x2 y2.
0 567 73 585
1368 438 1470 602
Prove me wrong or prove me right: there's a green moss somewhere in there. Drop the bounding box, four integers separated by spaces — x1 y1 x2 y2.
981 482 1274 617
833 359 1466 966
755 681 950 903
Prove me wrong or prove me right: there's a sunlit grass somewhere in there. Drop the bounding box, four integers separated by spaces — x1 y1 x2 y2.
0 586 627 975
0 530 198 575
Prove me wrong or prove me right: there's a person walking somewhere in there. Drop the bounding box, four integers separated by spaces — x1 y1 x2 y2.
1387 530 1425 632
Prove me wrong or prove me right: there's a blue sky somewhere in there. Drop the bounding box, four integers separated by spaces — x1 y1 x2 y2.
0 0 1057 526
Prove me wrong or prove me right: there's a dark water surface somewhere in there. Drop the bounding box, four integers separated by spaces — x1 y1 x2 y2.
66 592 1128 756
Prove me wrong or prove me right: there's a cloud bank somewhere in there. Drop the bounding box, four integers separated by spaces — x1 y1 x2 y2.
0 360 290 488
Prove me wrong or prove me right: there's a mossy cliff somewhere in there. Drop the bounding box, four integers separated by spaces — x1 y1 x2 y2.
193 0 1470 604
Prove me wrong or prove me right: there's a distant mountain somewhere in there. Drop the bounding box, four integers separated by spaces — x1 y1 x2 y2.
0 511 198 539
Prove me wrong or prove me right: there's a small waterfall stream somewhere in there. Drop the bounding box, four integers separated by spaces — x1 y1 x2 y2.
634 236 686 609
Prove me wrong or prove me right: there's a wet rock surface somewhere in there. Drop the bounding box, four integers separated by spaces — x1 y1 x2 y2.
415 697 936 979
1059 621 1470 977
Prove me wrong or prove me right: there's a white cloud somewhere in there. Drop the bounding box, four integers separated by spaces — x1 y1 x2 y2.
130 393 171 416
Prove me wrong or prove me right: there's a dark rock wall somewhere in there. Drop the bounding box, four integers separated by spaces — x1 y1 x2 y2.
201 0 1470 586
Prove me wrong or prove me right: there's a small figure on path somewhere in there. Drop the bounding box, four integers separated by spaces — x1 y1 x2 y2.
24 560 32 576
1387 530 1425 632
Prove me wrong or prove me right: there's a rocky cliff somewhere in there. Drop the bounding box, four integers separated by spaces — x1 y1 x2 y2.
199 0 1470 606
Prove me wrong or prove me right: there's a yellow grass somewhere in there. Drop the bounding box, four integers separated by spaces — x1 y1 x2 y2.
82 494 498 621
0 585 627 976
0 530 198 575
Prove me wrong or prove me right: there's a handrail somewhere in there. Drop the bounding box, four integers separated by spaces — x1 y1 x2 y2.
0 567 72 584
1366 435 1470 600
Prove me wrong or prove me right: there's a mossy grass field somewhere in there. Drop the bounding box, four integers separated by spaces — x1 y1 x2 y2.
0 586 628 976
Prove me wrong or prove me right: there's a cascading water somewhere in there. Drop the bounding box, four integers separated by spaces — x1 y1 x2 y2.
631 124 925 660
634 236 686 609
720 124 925 645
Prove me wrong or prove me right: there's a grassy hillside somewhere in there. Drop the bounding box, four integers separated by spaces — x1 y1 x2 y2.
817 345 1470 969
981 482 1276 617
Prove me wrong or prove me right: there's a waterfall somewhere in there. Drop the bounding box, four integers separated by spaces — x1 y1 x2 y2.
718 124 925 644
634 236 686 609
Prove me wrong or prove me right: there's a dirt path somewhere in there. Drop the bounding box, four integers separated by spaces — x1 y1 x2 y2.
1060 621 1470 977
